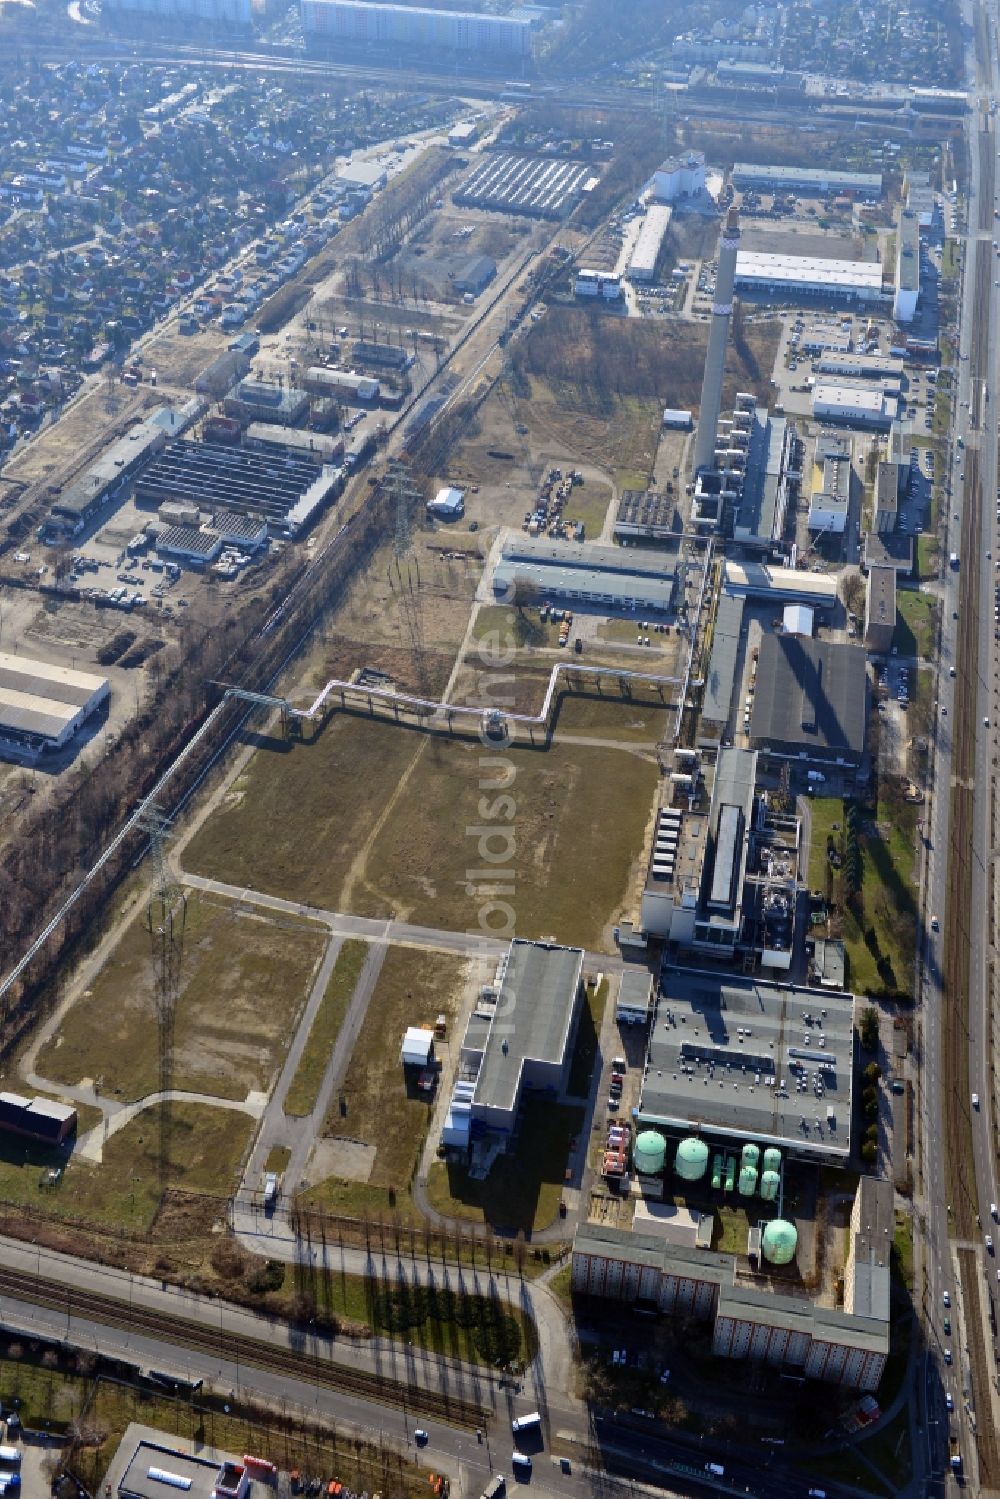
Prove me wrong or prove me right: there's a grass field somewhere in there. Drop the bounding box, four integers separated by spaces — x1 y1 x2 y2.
0 1101 254 1232
357 734 657 948
297 1176 423 1225
284 940 368 1117
323 947 470 1190
894 588 938 659
35 893 326 1104
806 796 845 894
471 604 563 649
916 531 939 581
426 1099 583 1234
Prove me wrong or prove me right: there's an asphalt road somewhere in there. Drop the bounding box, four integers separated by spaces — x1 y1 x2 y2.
918 1 1000 1490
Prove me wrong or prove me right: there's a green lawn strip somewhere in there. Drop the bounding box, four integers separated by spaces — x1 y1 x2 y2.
426 1098 583 1234
894 588 937 660
284 940 368 1118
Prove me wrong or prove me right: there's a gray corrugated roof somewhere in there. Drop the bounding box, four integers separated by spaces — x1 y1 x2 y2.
703 592 744 726
750 635 867 760
733 407 788 545
493 561 675 610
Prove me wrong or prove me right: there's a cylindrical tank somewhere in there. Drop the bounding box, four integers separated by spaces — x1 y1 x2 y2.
738 1164 757 1197
761 1219 798 1266
740 1143 760 1170
759 1169 780 1202
633 1130 667 1176
674 1136 709 1182
762 1147 782 1174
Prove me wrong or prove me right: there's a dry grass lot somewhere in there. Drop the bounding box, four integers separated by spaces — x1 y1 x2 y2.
0 1100 253 1233
185 714 421 910
186 706 658 949
36 891 326 1102
323 947 471 1190
356 734 656 946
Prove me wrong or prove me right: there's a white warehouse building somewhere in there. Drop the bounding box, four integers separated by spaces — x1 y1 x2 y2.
629 205 672 282
300 0 532 55
811 384 897 430
735 252 885 306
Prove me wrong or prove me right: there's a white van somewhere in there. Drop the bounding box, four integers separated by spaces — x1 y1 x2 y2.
511 1455 532 1474
511 1413 541 1434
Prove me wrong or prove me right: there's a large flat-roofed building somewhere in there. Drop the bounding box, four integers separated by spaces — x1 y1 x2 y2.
893 208 921 323
629 205 672 281
493 535 679 614
117 1440 250 1499
845 1177 893 1322
463 940 584 1140
224 379 309 427
638 971 854 1161
750 634 868 770
817 353 905 383
811 384 897 429
735 252 885 305
808 430 852 534
135 440 342 538
0 651 109 753
614 490 677 543
732 163 882 198
864 566 896 653
864 529 913 574
301 0 533 56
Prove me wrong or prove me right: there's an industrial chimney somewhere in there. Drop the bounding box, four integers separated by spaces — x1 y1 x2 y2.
693 207 741 475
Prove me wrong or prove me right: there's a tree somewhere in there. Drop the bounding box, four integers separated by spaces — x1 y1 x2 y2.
510 576 540 617
863 1061 882 1084
840 570 866 619
861 1141 878 1165
859 1005 880 1051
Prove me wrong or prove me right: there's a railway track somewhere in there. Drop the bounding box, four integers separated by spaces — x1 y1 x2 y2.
0 1266 490 1428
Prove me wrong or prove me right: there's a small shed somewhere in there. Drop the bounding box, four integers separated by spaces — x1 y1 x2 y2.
400 1026 435 1067
427 486 465 519
662 408 693 429
782 603 815 637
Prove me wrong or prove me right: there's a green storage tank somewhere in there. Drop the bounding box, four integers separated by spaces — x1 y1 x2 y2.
762 1147 782 1174
762 1218 798 1266
674 1136 709 1182
759 1169 780 1202
740 1143 760 1170
738 1163 758 1197
633 1130 667 1176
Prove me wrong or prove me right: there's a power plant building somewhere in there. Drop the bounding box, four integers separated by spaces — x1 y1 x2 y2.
749 634 868 770
458 940 585 1142
637 971 855 1163
300 0 533 56
651 151 706 202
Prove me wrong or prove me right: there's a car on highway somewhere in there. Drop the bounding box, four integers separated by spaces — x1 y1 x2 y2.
414 1430 429 1446
944 1290 951 1306
944 1317 951 1335
973 1093 980 1108
931 915 940 930
946 1393 955 1411
950 666 956 677
944 1348 953 1364
988 1236 995 1254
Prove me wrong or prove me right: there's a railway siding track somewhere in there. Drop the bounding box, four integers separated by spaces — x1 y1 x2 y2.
0 1267 490 1428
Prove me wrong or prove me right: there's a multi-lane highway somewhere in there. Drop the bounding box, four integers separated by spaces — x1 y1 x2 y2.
919 0 1000 1491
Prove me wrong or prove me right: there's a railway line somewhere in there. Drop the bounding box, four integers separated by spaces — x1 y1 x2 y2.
0 1265 491 1428
940 116 1000 1484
